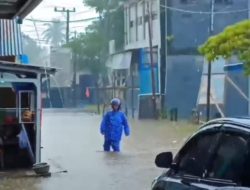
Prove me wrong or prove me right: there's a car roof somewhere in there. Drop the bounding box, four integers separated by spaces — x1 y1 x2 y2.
201 117 250 131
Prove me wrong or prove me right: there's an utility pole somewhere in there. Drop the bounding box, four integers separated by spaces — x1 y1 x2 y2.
206 0 215 121
54 7 76 44
73 31 77 107
147 1 157 119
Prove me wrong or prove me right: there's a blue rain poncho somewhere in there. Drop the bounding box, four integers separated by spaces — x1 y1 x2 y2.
100 111 130 141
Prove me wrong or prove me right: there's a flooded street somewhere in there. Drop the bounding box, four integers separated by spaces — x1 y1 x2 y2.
0 110 197 190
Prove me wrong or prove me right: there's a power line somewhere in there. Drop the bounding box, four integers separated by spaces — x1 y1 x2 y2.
24 17 99 24
55 7 76 43
22 30 38 33
70 17 99 23
72 9 94 15
160 4 249 14
71 25 87 28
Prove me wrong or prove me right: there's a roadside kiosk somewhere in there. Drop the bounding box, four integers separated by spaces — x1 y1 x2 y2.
0 61 56 169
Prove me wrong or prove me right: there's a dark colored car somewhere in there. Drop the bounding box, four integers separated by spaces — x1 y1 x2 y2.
152 118 250 190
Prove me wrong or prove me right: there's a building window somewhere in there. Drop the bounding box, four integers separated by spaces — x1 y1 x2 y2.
125 8 128 45
152 12 158 20
135 3 138 41
129 5 132 43
143 1 146 40
130 20 134 28
138 16 143 25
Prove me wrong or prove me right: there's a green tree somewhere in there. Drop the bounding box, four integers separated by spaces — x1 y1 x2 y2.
199 20 250 74
67 22 106 75
65 0 125 75
84 0 125 13
84 0 125 51
43 19 65 47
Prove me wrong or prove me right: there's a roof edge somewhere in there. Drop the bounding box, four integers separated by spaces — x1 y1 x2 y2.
15 0 42 19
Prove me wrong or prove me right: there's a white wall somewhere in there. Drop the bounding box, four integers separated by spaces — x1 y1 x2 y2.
124 0 160 50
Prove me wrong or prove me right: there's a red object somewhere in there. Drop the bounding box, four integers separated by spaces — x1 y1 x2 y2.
85 87 90 98
4 116 14 124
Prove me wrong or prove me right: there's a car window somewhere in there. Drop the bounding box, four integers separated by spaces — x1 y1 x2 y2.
174 131 220 177
208 132 248 185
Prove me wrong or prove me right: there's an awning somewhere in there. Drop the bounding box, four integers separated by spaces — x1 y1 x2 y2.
224 63 243 72
0 60 57 77
106 51 132 70
0 19 23 56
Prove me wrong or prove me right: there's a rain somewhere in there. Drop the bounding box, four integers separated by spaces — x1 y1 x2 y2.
0 0 250 190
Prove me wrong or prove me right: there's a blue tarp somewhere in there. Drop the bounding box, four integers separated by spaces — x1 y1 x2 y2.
20 55 30 65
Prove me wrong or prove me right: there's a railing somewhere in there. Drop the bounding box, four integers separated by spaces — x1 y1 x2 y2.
89 86 139 118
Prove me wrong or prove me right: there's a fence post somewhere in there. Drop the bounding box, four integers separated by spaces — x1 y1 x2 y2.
96 83 100 114
131 73 135 119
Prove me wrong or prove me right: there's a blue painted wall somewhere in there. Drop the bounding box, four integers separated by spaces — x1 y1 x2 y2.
139 48 159 95
163 0 248 119
165 56 203 118
167 0 248 54
224 69 249 117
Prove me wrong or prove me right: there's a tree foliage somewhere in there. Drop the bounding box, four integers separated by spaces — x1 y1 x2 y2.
66 0 125 75
43 19 65 47
199 20 250 74
83 0 125 13
66 22 106 74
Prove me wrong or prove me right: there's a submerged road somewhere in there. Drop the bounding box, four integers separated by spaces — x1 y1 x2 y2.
0 111 196 190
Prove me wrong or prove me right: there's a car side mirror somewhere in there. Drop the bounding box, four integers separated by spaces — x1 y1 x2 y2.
155 152 173 168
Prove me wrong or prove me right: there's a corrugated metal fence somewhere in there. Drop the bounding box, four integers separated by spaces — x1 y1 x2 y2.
0 19 23 56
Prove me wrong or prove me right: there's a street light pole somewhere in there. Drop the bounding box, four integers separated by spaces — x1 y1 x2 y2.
147 1 157 119
54 7 76 44
206 0 215 121
207 61 212 121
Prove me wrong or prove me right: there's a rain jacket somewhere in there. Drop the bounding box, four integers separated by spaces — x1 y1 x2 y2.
100 111 130 141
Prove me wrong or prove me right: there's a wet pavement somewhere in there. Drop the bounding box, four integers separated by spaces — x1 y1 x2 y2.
0 111 197 190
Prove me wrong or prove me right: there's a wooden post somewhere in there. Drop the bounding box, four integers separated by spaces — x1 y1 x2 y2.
96 83 100 114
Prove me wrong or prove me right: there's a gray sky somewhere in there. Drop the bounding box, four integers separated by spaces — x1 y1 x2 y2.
22 0 98 46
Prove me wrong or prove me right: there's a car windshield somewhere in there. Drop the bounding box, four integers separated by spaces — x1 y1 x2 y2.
1 0 250 190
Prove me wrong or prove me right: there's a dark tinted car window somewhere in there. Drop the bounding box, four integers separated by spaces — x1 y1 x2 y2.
208 132 248 185
175 131 219 177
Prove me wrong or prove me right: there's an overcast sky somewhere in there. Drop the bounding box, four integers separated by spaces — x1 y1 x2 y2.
22 0 98 46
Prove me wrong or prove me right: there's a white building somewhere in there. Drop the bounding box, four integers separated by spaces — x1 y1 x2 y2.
124 0 161 50
106 0 162 118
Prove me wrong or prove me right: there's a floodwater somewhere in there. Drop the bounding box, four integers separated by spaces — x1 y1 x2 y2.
0 110 197 190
